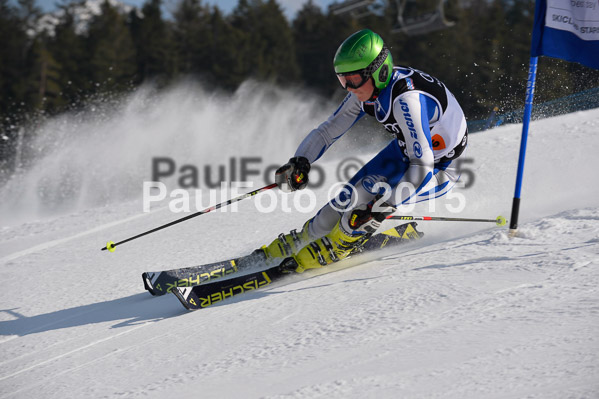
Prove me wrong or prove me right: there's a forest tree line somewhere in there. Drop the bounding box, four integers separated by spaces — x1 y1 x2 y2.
1 0 599 141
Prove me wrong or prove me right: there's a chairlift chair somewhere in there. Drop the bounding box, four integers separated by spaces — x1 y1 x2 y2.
329 0 455 36
393 0 455 36
330 0 380 19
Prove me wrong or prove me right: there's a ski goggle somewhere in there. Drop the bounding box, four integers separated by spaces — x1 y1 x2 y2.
336 70 369 90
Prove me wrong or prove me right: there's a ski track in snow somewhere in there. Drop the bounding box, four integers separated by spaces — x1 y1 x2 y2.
0 107 598 398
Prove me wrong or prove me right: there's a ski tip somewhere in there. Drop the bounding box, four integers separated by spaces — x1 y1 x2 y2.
106 241 116 252
142 272 157 296
172 287 196 311
496 216 507 226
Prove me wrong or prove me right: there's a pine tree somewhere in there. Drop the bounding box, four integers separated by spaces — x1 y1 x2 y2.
0 0 30 178
293 1 330 93
85 0 137 92
319 7 365 95
48 8 90 107
172 0 212 78
258 0 300 82
27 35 62 111
230 0 299 84
0 0 30 116
208 6 245 89
129 0 174 85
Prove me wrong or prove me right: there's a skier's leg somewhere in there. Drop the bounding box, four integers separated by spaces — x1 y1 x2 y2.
261 219 314 261
305 138 409 237
261 187 373 262
264 139 407 267
286 140 408 272
261 196 352 262
289 161 459 272
286 147 466 272
288 184 396 273
390 157 463 205
262 140 401 261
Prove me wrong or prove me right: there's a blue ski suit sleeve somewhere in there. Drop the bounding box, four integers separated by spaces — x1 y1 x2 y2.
294 93 365 163
392 92 436 203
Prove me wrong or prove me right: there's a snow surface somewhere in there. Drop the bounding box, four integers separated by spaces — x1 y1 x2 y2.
0 82 598 398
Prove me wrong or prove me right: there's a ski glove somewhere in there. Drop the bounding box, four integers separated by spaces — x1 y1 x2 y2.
346 198 395 235
275 156 311 192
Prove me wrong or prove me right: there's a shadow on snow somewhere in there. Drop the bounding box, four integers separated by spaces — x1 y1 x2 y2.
0 293 183 337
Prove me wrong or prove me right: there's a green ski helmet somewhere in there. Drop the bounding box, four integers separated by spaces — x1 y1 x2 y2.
333 29 393 91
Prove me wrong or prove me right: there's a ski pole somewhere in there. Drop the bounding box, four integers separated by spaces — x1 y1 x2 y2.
101 183 278 252
387 214 507 226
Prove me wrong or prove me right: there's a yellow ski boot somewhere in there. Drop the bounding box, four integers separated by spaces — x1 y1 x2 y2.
261 220 313 262
284 200 395 273
289 220 364 273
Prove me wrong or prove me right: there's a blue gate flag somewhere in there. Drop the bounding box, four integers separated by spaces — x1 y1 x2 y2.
510 1 599 233
531 0 599 69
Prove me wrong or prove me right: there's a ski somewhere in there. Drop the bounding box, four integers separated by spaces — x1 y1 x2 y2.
142 221 423 296
172 222 423 310
142 250 267 296
172 263 287 310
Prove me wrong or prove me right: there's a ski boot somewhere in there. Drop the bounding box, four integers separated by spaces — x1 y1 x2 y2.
282 200 395 273
261 220 313 262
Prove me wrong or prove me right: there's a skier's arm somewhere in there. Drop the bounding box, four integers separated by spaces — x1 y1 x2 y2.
392 92 436 204
294 93 365 163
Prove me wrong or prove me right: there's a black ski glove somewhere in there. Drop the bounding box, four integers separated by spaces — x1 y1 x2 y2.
275 156 311 192
347 197 395 234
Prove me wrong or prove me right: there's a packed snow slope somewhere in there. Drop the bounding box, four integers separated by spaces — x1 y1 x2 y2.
0 82 598 398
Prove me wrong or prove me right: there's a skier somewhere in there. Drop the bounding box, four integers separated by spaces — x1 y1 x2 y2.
262 28 468 273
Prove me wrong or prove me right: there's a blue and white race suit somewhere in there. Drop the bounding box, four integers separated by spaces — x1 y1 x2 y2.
295 66 468 238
